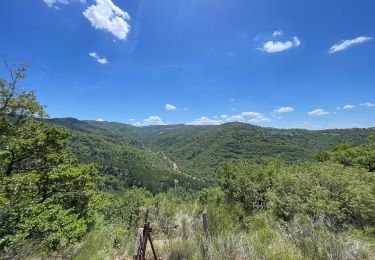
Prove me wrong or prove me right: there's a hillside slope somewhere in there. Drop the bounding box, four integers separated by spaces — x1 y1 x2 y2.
48 118 204 192
49 118 374 182
132 122 373 179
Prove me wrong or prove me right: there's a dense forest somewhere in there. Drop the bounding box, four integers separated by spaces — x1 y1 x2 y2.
49 117 373 185
1 65 375 259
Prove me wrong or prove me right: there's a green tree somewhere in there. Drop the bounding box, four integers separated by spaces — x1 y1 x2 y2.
352 133 375 172
320 132 375 172
218 158 375 229
0 63 98 250
103 188 151 230
218 160 282 213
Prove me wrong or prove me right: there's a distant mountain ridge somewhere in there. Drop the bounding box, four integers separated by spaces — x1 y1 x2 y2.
48 118 374 189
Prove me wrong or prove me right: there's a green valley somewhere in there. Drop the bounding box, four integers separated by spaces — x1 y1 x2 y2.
49 117 374 182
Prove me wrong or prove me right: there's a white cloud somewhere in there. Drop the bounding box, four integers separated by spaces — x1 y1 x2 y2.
188 117 223 125
89 52 108 64
249 117 271 123
343 104 354 110
189 113 268 125
260 36 301 53
262 41 292 53
229 115 243 121
83 0 131 40
329 36 372 54
273 30 283 37
308 109 329 116
165 103 176 110
225 112 271 124
292 36 301 47
143 116 165 126
216 111 269 124
96 118 105 122
132 116 165 126
43 0 68 7
241 112 263 117
43 0 85 8
360 102 374 107
274 106 294 113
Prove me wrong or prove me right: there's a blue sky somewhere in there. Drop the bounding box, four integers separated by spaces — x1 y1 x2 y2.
0 0 374 129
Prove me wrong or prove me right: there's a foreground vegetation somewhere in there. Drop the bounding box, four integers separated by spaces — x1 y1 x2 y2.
0 63 99 252
1 64 374 259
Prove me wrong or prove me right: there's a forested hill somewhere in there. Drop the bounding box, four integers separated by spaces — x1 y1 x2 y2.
48 118 374 184
46 118 203 192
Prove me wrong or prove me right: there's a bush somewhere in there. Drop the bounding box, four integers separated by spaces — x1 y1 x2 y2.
218 159 375 230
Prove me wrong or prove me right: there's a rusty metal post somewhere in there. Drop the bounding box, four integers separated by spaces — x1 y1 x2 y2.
202 209 210 259
134 209 160 260
148 231 158 260
202 209 210 242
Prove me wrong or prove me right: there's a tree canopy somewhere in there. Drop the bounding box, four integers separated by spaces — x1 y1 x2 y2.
0 63 98 250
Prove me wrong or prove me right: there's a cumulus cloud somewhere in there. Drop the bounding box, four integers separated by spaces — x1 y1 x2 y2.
360 102 374 107
293 36 301 47
142 116 165 126
216 112 265 123
96 118 105 122
249 117 271 123
179 111 272 126
131 116 165 126
274 106 294 113
343 104 354 110
43 0 68 7
188 117 223 126
260 36 301 53
229 115 244 121
43 0 85 8
188 113 266 125
241 111 263 117
273 30 283 37
83 0 131 40
308 109 329 116
165 104 176 110
227 112 271 124
89 52 108 64
214 112 270 124
329 36 372 54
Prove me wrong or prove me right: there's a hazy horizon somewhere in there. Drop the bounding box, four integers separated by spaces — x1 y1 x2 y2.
50 116 375 130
